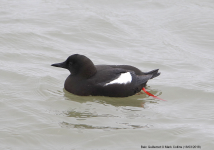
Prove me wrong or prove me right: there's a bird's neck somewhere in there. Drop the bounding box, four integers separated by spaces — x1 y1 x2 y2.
80 63 97 78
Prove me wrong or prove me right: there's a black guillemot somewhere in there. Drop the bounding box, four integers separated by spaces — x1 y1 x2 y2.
51 54 161 97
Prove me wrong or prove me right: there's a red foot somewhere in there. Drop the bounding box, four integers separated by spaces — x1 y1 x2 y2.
142 87 166 101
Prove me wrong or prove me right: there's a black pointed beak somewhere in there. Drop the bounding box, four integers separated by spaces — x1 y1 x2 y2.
51 61 67 69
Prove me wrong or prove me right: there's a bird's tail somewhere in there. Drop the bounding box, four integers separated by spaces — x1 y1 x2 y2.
143 69 160 79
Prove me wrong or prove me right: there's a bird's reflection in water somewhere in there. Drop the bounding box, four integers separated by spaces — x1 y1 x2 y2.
59 121 152 130
59 87 162 130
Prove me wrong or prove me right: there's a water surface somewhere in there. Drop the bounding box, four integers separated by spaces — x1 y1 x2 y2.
0 0 214 149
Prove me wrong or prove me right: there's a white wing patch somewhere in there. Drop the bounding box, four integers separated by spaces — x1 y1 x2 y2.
105 72 132 86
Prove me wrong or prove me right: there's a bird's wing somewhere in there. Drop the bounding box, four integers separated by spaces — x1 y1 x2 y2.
90 68 133 86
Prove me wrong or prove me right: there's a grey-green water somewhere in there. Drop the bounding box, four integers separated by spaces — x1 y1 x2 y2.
0 0 214 149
